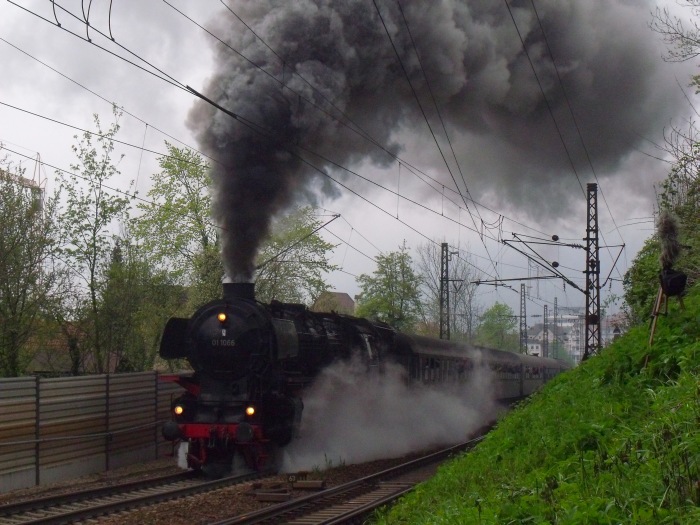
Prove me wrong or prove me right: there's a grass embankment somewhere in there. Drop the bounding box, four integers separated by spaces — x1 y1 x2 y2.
375 286 700 524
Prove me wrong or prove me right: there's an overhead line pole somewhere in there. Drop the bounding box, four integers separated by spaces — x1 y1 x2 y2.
583 183 601 360
543 304 549 358
439 243 450 340
520 283 527 354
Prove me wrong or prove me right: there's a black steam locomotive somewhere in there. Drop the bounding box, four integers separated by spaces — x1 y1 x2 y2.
160 283 568 475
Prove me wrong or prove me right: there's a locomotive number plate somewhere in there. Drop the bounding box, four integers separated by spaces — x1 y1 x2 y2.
211 339 236 347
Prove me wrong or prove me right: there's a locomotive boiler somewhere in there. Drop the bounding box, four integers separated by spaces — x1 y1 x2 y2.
159 283 568 476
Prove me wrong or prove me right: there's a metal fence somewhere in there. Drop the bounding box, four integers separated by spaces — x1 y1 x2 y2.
0 372 183 493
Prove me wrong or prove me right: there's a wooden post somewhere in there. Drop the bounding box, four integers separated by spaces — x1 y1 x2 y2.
649 286 665 347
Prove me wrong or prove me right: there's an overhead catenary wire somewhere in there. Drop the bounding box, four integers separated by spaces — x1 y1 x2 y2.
197 2 540 235
503 0 585 198
6 1 599 293
2 92 503 282
8 0 186 92
170 0 555 244
394 0 501 280
8 0 556 252
0 37 218 165
527 0 626 284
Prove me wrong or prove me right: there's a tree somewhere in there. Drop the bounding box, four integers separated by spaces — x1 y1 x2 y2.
133 150 337 309
254 207 338 304
99 238 186 372
0 154 58 376
133 143 223 312
651 2 700 64
54 108 132 373
355 242 422 332
133 142 219 287
414 242 481 340
474 302 519 352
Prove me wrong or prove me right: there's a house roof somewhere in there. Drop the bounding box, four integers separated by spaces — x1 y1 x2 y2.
311 291 355 314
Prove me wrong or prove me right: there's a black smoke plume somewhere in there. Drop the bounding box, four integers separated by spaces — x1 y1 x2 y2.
188 0 686 280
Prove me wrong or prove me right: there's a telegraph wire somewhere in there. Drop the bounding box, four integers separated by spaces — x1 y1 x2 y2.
134 123 148 196
371 0 471 214
506 0 630 290
1 143 230 239
0 100 207 172
8 1 575 284
0 37 216 165
1 93 504 271
8 2 554 248
322 210 385 255
174 0 538 242
2 101 503 281
165 0 386 156
503 0 586 197
3 139 371 284
4 145 150 207
528 0 626 284
395 0 501 280
51 0 187 91
7 1 184 92
182 84 505 251
323 227 379 264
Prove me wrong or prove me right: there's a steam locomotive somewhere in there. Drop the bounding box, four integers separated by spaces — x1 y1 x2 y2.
160 283 568 475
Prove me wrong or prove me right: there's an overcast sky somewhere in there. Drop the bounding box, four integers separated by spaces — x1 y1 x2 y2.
1 0 696 319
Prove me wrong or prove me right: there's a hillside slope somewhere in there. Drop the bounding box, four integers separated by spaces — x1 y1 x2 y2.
375 285 699 524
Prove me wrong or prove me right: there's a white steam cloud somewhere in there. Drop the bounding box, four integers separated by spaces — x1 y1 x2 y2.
281 357 498 472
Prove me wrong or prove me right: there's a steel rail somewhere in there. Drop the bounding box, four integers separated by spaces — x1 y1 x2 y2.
0 469 269 524
212 436 486 525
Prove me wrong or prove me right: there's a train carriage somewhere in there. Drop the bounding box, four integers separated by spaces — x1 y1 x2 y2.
159 283 569 475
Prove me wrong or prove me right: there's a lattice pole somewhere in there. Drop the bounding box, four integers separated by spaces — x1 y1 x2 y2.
553 297 558 359
520 283 527 354
543 304 549 358
439 243 450 340
583 183 601 360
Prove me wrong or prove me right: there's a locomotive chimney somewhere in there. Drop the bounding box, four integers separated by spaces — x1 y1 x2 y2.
223 282 255 301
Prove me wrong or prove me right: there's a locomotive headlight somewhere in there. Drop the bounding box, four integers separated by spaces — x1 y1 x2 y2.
245 406 256 417
173 405 185 416
217 312 227 323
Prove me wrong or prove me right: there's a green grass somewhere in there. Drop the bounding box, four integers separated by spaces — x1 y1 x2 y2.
374 285 700 524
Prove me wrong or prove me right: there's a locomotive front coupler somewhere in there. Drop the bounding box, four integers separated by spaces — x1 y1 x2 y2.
208 428 218 448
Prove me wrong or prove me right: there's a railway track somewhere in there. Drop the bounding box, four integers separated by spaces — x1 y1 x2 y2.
0 469 265 525
210 436 485 525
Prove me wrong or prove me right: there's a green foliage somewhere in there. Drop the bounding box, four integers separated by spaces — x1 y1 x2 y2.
54 108 133 374
0 155 59 376
99 240 186 372
186 243 225 311
474 302 519 352
132 142 218 287
373 284 700 524
254 207 338 304
355 242 423 332
623 237 662 325
134 149 336 310
132 142 222 312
